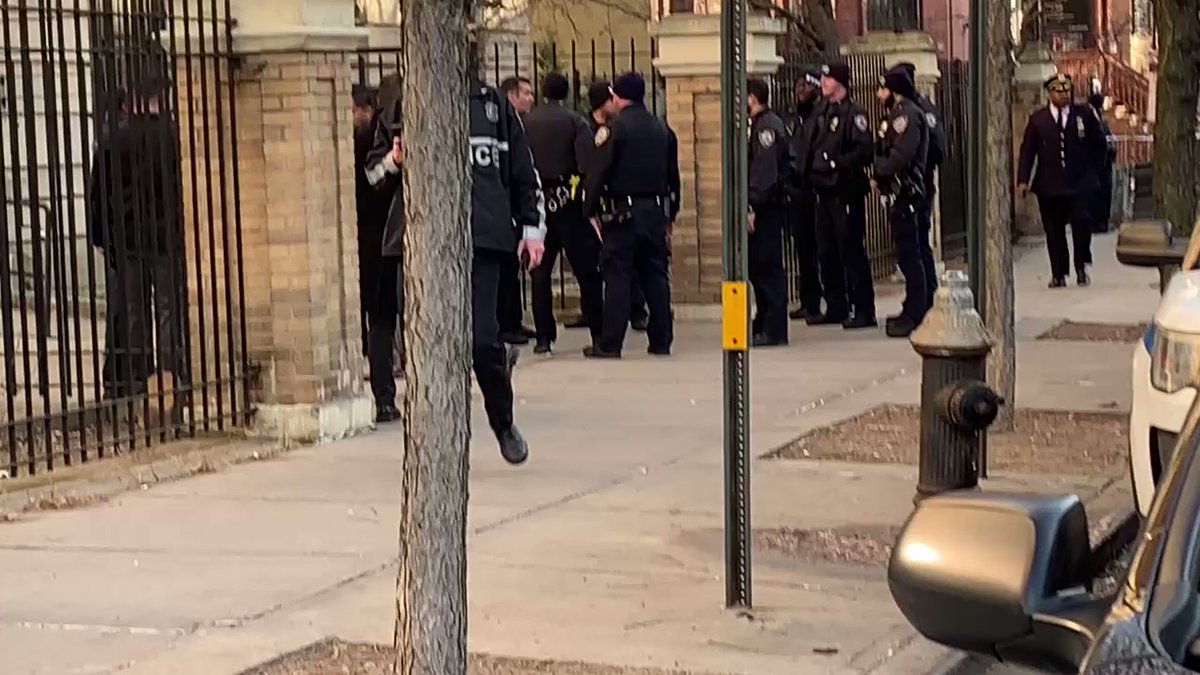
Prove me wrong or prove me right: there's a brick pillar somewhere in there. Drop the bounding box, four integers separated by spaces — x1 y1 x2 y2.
1012 43 1057 238
652 13 785 311
213 0 373 441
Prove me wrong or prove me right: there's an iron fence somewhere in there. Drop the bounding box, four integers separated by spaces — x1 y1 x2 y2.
0 0 250 479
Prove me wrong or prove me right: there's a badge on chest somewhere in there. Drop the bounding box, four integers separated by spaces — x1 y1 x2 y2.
830 116 839 132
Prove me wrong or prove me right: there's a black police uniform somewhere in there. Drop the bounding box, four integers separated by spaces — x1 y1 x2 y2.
583 92 677 357
800 87 876 327
911 92 944 306
1017 84 1107 285
787 92 825 320
873 96 930 335
524 100 604 348
1088 98 1117 233
748 107 793 345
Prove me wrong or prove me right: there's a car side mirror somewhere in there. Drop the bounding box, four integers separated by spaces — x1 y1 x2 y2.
1116 219 1185 268
888 492 1103 674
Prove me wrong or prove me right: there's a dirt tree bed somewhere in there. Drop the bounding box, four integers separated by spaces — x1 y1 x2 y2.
754 525 900 567
1037 320 1148 343
767 404 1128 476
243 639 723 675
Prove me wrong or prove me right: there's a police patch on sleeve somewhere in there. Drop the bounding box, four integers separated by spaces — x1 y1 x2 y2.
925 112 937 128
893 115 908 134
484 101 499 123
594 126 610 146
854 114 868 132
758 128 775 148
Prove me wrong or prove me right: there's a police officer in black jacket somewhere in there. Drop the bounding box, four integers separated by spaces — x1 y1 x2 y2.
524 73 603 354
894 61 943 305
366 79 546 464
747 78 793 347
873 68 930 339
583 72 677 358
787 68 825 323
1017 73 1107 287
797 63 876 329
1087 92 1117 233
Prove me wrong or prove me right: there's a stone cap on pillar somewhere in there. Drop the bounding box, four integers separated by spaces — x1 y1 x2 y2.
1014 42 1059 85
841 31 941 83
650 12 786 77
230 0 368 53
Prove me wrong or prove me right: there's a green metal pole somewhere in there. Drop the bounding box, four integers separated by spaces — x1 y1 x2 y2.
720 0 751 609
967 0 986 312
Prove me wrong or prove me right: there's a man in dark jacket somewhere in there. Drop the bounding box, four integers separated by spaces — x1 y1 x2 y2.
1017 73 1107 287
366 80 545 464
787 68 825 323
1087 92 1117 233
88 78 189 415
747 78 793 347
894 61 943 306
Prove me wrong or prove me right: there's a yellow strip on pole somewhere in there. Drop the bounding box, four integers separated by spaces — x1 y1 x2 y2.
721 281 748 352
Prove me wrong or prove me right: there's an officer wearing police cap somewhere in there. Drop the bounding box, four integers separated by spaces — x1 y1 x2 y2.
582 71 679 358
1016 72 1107 288
873 67 930 338
787 66 826 323
798 62 876 330
747 78 794 347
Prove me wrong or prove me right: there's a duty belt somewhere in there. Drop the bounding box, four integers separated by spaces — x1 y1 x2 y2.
607 195 663 209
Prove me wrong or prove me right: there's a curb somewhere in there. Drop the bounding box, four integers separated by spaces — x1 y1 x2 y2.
924 505 1141 675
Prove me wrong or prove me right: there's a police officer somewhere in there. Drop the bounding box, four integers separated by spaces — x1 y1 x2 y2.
747 78 793 347
873 68 930 339
1017 73 1107 287
583 72 677 358
798 62 876 329
893 61 943 306
496 76 538 344
523 73 603 354
1087 92 1117 233
787 67 825 323
366 79 545 464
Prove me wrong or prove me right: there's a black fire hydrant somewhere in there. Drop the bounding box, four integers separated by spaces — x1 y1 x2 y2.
909 270 1004 502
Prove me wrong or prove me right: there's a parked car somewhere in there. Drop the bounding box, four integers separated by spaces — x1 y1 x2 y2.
887 393 1200 674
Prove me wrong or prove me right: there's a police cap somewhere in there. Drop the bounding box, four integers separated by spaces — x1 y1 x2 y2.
1044 73 1072 93
588 80 612 111
880 67 916 99
821 62 851 89
612 72 645 102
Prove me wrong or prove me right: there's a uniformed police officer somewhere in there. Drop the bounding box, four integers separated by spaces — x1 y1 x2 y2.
787 67 825 323
873 68 930 339
366 79 546 464
747 78 793 347
497 76 537 344
893 61 943 306
524 73 603 354
798 62 876 330
583 72 677 358
1017 73 1107 287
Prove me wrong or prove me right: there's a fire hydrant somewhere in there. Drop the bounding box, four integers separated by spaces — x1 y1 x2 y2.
909 270 1003 502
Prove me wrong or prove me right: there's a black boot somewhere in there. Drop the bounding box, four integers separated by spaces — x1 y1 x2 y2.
497 425 528 465
885 315 918 339
1076 268 1091 287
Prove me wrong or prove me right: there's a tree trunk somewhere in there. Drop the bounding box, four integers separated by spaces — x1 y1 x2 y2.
1152 0 1200 236
984 0 1016 431
394 0 473 670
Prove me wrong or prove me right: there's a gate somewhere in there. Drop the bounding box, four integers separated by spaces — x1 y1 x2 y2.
0 0 250 479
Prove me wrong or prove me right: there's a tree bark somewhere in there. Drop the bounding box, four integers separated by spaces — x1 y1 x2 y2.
985 0 1016 431
394 0 473 670
1152 0 1200 235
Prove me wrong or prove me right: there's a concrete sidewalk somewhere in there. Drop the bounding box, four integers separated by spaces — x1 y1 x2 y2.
0 235 1156 675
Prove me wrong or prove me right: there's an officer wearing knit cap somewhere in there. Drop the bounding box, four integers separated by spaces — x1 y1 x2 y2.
1017 71 1107 288
582 71 678 358
746 77 793 347
787 65 826 323
873 67 930 339
890 62 943 307
802 61 876 330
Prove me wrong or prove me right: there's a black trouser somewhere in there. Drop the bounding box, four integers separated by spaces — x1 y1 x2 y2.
1092 166 1113 233
1037 194 1093 278
890 198 930 323
532 199 603 343
788 188 823 314
368 257 401 410
916 189 938 308
750 205 789 341
103 252 190 401
599 205 673 353
473 248 516 434
815 190 875 321
630 278 648 324
498 253 524 334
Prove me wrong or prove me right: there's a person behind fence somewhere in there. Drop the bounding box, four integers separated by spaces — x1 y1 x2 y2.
872 67 930 339
356 77 405 424
746 78 793 348
583 72 677 359
797 62 876 330
1017 73 1107 288
787 67 825 324
87 76 190 419
523 73 604 354
496 76 538 345
892 61 943 307
1087 92 1117 234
